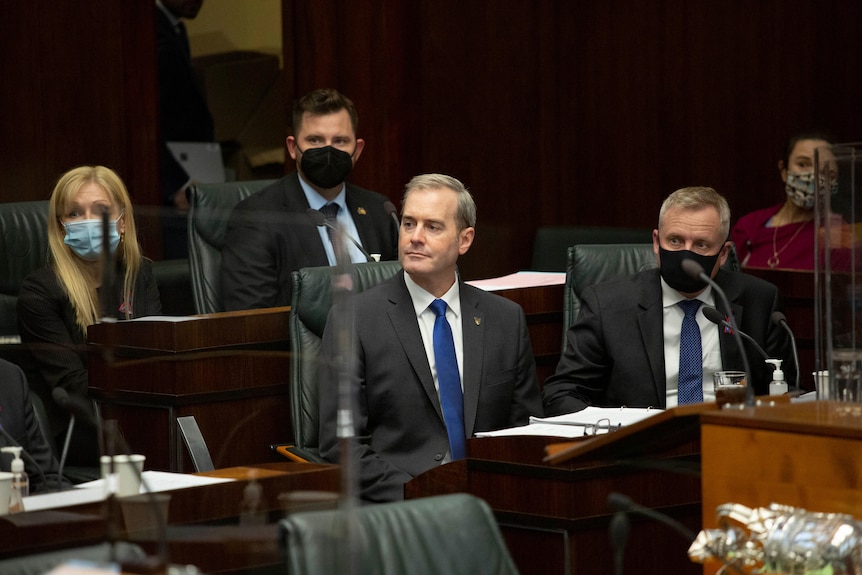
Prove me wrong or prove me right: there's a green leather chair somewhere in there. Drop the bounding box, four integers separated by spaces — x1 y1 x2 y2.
563 243 740 347
276 261 402 463
186 179 275 314
279 493 520 575
0 201 49 338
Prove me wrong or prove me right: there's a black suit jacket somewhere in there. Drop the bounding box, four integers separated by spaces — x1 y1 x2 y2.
318 271 543 503
542 268 794 415
155 6 215 202
221 172 399 311
0 359 69 493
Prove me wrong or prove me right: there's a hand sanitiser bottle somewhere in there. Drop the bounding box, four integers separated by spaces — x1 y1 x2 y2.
1 446 28 513
766 359 788 396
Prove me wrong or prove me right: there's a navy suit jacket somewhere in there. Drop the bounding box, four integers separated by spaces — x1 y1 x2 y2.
542 268 795 415
318 271 543 502
221 172 399 311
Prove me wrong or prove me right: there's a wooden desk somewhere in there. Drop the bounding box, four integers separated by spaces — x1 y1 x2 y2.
0 462 339 574
88 308 291 471
87 284 565 472
700 400 862 574
493 282 564 386
406 405 710 575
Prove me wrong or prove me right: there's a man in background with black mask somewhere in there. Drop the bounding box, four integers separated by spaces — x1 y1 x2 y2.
542 186 794 415
221 88 398 310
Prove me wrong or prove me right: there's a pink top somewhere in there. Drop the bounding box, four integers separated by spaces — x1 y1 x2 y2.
731 203 851 271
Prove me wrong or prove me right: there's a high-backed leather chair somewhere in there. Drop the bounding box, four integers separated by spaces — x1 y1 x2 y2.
0 201 49 338
531 225 653 272
279 493 520 575
276 261 402 463
187 180 275 314
564 243 740 345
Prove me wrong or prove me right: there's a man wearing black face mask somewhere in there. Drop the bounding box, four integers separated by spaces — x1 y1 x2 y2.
542 187 794 416
221 88 399 311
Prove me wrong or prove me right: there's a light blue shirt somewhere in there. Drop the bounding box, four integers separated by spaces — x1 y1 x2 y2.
298 178 368 265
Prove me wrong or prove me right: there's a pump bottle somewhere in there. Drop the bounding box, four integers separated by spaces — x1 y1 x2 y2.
766 359 788 396
1 446 28 513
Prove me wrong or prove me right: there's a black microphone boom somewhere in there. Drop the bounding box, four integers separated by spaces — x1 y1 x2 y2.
680 259 755 406
383 200 400 231
52 387 100 429
607 492 746 575
771 311 800 392
702 306 770 362
306 208 372 262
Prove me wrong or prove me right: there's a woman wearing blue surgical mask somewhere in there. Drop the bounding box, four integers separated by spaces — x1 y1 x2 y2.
731 131 851 270
16 166 162 469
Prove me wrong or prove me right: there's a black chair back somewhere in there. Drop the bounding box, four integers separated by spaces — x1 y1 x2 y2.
187 180 275 314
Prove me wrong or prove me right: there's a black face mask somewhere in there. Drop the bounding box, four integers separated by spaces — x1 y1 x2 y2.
659 247 722 293
298 145 354 189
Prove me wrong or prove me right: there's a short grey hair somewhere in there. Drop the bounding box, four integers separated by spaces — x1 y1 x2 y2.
402 173 477 230
658 186 731 239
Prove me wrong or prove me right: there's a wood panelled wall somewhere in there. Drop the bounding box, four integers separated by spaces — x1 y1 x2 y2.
283 0 862 279
2 2 862 277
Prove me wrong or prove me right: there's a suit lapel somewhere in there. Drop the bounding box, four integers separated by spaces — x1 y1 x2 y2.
459 285 483 436
636 270 669 407
345 188 374 248
386 274 444 415
282 173 328 263
714 271 745 371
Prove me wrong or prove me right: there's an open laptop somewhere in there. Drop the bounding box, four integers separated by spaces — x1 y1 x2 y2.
166 141 226 183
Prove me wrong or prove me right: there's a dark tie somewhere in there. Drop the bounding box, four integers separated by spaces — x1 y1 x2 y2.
319 203 340 250
678 299 704 404
175 21 191 62
429 299 466 460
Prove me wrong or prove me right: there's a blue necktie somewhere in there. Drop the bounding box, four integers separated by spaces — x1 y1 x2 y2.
319 203 340 249
429 299 466 460
678 299 704 404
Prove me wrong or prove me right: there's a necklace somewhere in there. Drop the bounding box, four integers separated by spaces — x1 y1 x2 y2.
768 220 808 268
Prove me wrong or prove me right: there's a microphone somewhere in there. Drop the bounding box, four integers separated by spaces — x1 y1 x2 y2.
52 387 99 429
702 306 770 362
609 511 630 575
100 211 116 323
607 492 746 575
383 200 400 230
680 259 755 406
306 208 372 262
771 311 800 392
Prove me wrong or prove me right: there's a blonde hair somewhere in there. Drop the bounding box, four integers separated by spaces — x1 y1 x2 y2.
48 166 142 333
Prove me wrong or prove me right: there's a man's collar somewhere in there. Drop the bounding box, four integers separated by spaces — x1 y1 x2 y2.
299 175 347 211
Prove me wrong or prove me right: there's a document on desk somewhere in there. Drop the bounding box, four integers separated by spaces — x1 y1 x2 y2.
466 271 565 292
23 471 235 512
475 407 662 438
531 406 662 428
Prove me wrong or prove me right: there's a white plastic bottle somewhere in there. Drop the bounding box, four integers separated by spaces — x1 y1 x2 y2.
1 446 28 513
766 359 788 396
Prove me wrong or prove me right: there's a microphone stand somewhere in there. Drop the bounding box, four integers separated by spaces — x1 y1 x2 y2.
681 260 755 407
328 221 362 575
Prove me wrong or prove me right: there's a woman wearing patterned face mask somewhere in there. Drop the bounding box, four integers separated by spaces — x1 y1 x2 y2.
731 131 849 270
17 166 162 470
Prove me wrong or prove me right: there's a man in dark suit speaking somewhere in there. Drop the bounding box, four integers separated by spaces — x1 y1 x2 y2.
543 186 795 416
318 174 543 503
221 88 398 310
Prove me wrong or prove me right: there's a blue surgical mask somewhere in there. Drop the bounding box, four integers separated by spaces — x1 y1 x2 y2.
62 214 122 261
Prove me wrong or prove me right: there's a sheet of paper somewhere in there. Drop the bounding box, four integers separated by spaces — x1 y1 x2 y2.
128 315 201 322
475 423 590 438
24 470 234 512
466 271 565 291
530 406 663 428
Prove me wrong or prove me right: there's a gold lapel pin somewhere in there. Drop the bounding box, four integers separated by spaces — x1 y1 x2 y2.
474 317 481 326
357 207 367 215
